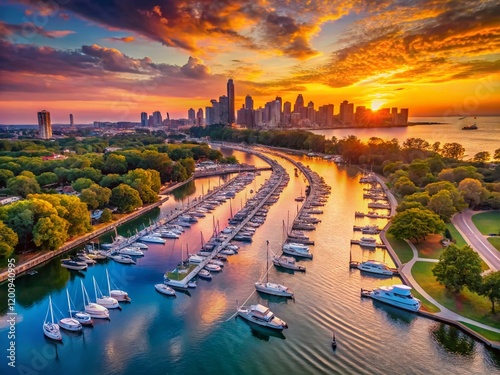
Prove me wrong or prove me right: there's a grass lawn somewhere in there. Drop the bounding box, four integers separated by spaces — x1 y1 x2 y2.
411 261 500 329
488 237 500 252
410 287 441 313
385 232 413 264
460 322 500 342
471 211 500 235
413 234 444 259
446 223 467 247
167 264 197 281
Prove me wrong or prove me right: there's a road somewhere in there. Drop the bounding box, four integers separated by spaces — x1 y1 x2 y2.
451 209 500 271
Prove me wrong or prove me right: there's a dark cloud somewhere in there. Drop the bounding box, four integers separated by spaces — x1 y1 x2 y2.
0 21 74 39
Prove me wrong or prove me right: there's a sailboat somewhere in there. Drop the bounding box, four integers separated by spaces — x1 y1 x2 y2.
106 269 131 302
68 287 93 326
81 280 110 319
43 296 62 341
93 276 120 309
254 241 294 298
58 289 83 332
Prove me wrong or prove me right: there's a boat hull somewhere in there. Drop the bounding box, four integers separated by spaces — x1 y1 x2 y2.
43 323 62 340
58 318 82 332
255 283 294 297
369 294 421 312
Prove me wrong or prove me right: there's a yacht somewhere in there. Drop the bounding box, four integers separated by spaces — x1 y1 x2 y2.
158 230 180 239
106 269 131 302
131 242 149 250
43 296 62 341
61 259 87 271
272 255 306 271
198 269 212 279
110 254 136 264
155 284 176 296
282 243 313 259
359 237 377 248
140 235 166 244
237 304 288 330
163 277 189 290
93 277 120 309
81 281 109 319
358 260 393 276
58 289 83 332
255 282 294 297
204 263 222 272
188 255 205 264
117 247 144 256
369 284 421 312
187 280 197 288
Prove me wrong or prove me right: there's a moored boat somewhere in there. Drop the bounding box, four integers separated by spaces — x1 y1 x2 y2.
368 284 421 312
358 260 393 276
61 259 87 271
155 283 176 296
282 243 313 259
237 304 288 330
43 296 62 341
272 255 306 271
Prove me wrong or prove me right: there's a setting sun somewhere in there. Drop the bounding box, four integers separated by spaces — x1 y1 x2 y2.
371 99 387 111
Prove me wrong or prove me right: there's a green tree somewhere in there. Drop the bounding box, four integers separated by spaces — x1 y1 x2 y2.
428 190 456 221
0 220 18 259
458 178 489 207
494 148 500 162
104 153 128 174
473 151 491 163
79 189 99 209
99 208 113 223
7 175 40 197
404 192 431 206
396 200 427 213
389 208 446 243
408 160 431 186
441 143 465 160
0 201 35 249
394 177 418 196
100 173 122 189
110 184 143 213
0 169 14 188
432 244 483 294
36 172 59 187
122 169 159 203
32 214 69 250
479 271 500 313
171 163 188 182
71 177 94 192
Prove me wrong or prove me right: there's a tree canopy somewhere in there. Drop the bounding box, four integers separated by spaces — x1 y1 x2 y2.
388 208 446 243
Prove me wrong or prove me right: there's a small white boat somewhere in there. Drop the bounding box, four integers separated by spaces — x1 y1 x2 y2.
110 254 136 264
159 230 180 239
272 256 306 271
198 269 212 279
61 259 87 271
163 277 189 290
208 259 224 267
106 269 131 302
187 280 197 288
359 237 377 248
43 296 62 341
358 260 393 276
75 253 97 264
204 263 222 272
220 249 236 256
221 226 235 234
189 255 206 263
155 284 176 296
369 284 421 312
59 289 82 332
225 244 239 251
117 247 144 256
81 281 109 319
140 235 166 244
282 243 313 259
237 304 288 330
131 242 149 250
255 282 294 297
94 277 120 309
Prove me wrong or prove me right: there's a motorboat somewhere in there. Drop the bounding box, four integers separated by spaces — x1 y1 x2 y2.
237 304 288 330
61 259 87 271
67 287 93 326
163 277 189 290
282 243 313 259
131 242 148 250
187 280 197 288
225 244 239 251
58 289 82 332
81 281 109 319
158 230 180 239
188 255 205 264
208 259 224 267
204 263 222 272
369 284 421 312
359 237 377 248
106 269 131 302
140 235 166 244
75 252 97 264
93 276 120 309
43 296 62 341
172 220 192 228
155 284 176 296
221 226 235 234
179 215 198 223
110 254 136 264
272 255 306 271
255 282 294 297
101 235 127 249
358 260 393 276
117 247 144 256
220 249 236 256
198 269 212 279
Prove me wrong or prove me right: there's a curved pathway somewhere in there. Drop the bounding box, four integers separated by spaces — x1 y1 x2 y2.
451 209 500 271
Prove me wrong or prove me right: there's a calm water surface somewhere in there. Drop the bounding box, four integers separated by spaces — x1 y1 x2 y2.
1 149 499 375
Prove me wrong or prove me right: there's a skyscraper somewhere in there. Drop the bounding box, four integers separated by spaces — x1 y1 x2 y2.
196 108 204 126
140 112 148 126
206 107 214 125
219 95 229 125
227 78 235 124
210 99 220 124
152 111 162 126
339 100 354 124
294 94 304 113
188 108 196 124
37 110 52 139
69 113 74 127
245 95 254 110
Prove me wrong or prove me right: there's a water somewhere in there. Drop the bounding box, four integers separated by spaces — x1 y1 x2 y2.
312 116 500 159
1 150 500 375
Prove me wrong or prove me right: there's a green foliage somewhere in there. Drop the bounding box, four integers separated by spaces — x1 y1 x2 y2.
404 192 431 206
389 208 446 243
458 178 489 207
473 151 491 163
110 184 143 213
479 271 500 313
104 153 127 174
441 142 466 159
99 208 113 223
428 190 457 221
0 169 14 188
7 175 40 197
0 220 18 259
100 173 122 189
122 168 160 203
396 200 426 213
36 172 58 187
394 176 418 196
432 244 483 294
408 159 431 186
32 214 69 250
71 177 94 192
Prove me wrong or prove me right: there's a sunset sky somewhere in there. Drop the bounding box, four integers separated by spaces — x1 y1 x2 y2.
0 0 499 124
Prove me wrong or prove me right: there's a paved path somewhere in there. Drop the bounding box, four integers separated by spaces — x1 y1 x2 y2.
451 210 500 271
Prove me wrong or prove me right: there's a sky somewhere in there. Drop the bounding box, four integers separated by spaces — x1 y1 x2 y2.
0 0 499 124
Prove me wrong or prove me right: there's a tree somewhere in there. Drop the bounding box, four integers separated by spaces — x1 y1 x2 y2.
441 142 465 159
394 177 418 196
0 169 14 188
36 172 58 187
0 220 18 259
396 201 426 213
32 214 69 250
388 208 446 243
473 151 490 163
110 184 143 213
408 160 431 186
99 208 113 223
428 190 456 221
80 189 99 209
171 163 188 182
432 244 483 294
458 178 489 207
494 148 500 162
71 177 94 192
7 175 40 197
403 138 430 151
100 173 122 189
122 168 159 203
479 271 500 313
104 153 127 174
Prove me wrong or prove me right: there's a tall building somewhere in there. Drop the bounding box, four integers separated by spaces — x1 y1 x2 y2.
339 100 354 125
294 94 304 113
227 78 235 124
219 95 229 125
245 95 254 110
140 112 148 126
69 113 74 127
196 108 204 126
307 101 315 123
206 106 214 126
37 110 52 139
283 101 292 127
152 111 162 126
188 108 196 124
210 99 220 124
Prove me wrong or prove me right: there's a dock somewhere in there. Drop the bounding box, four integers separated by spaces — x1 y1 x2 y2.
355 211 392 219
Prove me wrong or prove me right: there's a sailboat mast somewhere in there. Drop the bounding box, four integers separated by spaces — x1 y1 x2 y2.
93 277 98 302
81 280 86 306
106 269 111 296
49 296 55 324
266 241 269 284
66 289 72 318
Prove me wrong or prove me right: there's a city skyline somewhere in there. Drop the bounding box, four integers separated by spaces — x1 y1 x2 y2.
1 1 499 124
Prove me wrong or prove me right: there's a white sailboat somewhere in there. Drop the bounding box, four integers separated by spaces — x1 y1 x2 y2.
43 296 62 341
93 276 120 309
81 280 109 319
68 287 93 326
106 269 131 302
58 289 83 332
255 241 294 298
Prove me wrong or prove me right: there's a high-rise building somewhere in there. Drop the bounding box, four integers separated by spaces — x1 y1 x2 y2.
152 111 162 126
37 110 52 139
227 78 235 124
196 108 204 126
307 101 315 123
339 100 354 125
140 112 148 126
219 95 229 125
148 115 154 127
210 99 220 124
69 113 74 127
245 95 254 110
318 104 334 127
206 107 214 126
294 94 304 113
188 108 196 124
275 96 282 114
